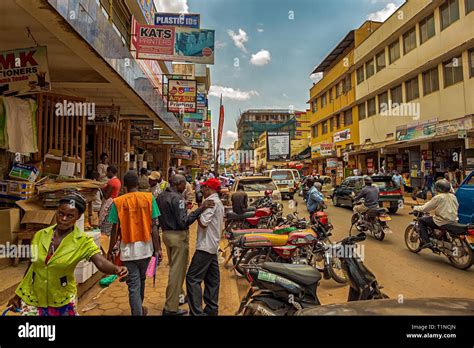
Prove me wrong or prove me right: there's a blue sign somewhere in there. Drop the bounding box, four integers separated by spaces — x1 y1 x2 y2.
154 13 200 28
197 93 207 107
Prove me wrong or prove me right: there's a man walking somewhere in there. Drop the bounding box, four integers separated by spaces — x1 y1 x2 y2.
157 174 215 316
148 171 168 199
107 171 161 316
186 178 224 316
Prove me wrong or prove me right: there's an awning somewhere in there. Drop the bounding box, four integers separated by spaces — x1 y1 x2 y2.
293 146 311 161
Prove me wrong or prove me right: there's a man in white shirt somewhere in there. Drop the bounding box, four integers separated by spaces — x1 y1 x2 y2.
186 178 224 316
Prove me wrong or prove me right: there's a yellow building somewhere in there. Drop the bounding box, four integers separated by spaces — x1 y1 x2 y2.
308 21 381 183
354 0 474 186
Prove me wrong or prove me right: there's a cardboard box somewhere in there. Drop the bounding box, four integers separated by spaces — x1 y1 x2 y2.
0 208 20 244
9 163 39 182
59 161 75 177
16 199 56 227
43 155 62 175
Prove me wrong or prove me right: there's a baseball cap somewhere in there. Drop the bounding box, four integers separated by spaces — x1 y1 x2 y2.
148 171 161 180
201 178 221 191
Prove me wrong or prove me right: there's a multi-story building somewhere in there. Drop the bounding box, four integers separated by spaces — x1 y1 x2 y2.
308 21 381 183
354 0 474 187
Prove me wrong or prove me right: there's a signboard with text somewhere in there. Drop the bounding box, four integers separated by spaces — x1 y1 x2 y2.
267 131 291 161
167 78 197 113
334 129 351 143
154 13 200 28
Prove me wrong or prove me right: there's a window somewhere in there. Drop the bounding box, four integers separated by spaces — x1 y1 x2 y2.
467 0 474 14
443 55 463 87
376 50 386 72
389 40 400 64
366 59 375 79
312 124 318 138
367 98 376 116
391 85 403 104
405 76 420 101
344 109 353 126
322 121 328 134
336 82 341 98
378 91 388 112
422 67 440 95
330 117 335 131
357 66 365 84
336 114 341 129
358 103 367 120
440 0 460 30
403 27 417 55
345 76 352 92
469 49 474 77
312 99 318 112
419 14 435 44
321 94 327 107
329 89 333 102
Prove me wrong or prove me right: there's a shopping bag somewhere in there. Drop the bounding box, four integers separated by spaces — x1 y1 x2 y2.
146 256 157 278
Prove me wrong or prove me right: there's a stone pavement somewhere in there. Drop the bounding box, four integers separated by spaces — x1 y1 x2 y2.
77 223 242 316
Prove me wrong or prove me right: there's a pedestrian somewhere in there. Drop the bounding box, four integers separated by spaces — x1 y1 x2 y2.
422 170 435 199
443 172 455 193
392 170 403 189
186 178 224 316
97 152 109 183
194 174 204 207
231 183 250 215
138 167 150 192
107 171 162 316
99 166 121 236
156 174 215 316
8 194 128 316
148 171 169 199
178 170 194 209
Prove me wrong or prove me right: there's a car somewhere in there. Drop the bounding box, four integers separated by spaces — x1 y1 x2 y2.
456 171 474 224
332 175 403 214
226 176 282 207
264 169 297 200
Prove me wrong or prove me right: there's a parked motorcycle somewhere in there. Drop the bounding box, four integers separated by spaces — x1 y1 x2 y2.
351 201 392 241
404 209 474 270
236 232 387 315
224 201 283 232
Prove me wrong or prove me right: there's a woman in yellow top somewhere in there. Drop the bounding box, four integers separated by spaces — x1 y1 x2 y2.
8 194 128 316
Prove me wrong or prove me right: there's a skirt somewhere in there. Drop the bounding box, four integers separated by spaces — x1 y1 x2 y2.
99 197 114 236
21 299 78 316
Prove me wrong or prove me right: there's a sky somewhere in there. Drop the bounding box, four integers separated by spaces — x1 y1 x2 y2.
154 0 405 147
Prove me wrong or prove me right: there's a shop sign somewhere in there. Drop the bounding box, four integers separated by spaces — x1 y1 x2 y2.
154 13 200 28
334 129 351 143
91 105 120 125
137 0 156 24
326 158 338 168
190 139 208 149
436 116 472 136
267 131 291 161
167 79 197 113
171 146 193 160
320 143 335 156
396 118 437 141
130 120 159 140
183 107 206 123
131 17 215 65
0 46 51 96
197 93 207 107
458 129 467 139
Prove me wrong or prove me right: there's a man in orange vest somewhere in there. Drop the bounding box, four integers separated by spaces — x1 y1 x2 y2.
107 171 161 316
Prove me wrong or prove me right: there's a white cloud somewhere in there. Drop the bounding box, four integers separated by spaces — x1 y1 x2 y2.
209 85 259 101
257 28 264 33
250 49 271 66
310 72 323 83
215 40 227 50
367 2 401 22
227 29 249 53
154 0 189 13
225 130 238 140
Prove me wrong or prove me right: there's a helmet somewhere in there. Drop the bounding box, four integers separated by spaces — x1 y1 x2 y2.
314 182 322 191
264 190 273 197
363 175 373 185
434 179 451 193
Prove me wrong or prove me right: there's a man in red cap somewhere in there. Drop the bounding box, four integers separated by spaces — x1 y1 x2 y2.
186 178 224 316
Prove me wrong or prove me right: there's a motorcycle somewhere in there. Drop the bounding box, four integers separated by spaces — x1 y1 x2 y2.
404 209 474 270
236 232 387 316
351 200 392 241
235 210 348 284
224 201 283 232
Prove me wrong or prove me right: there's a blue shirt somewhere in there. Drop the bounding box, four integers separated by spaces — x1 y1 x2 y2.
307 186 324 213
392 174 403 187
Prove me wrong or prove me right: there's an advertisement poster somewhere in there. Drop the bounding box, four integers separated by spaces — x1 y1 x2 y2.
154 13 200 28
0 46 51 96
167 78 197 113
326 158 338 168
197 93 207 107
131 17 215 65
183 107 206 123
171 146 193 160
333 129 351 143
320 143 335 156
137 0 156 24
396 118 437 141
91 105 120 125
130 120 159 140
436 116 472 136
267 131 290 161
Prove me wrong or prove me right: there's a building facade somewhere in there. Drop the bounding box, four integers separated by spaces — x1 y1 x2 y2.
354 0 474 187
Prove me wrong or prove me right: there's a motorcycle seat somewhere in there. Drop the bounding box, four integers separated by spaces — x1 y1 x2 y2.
262 262 321 286
226 211 255 220
366 208 387 217
442 222 467 235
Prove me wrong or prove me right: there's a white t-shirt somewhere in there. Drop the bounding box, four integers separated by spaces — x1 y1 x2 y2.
120 240 154 262
196 193 224 254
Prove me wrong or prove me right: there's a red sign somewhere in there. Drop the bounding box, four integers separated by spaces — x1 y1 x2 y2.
132 17 175 58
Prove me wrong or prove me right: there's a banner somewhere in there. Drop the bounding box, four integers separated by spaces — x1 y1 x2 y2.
131 17 215 64
167 78 197 113
267 131 291 161
320 143 335 156
137 0 156 24
396 118 437 141
0 46 51 96
91 105 120 125
197 93 207 107
183 107 206 123
171 146 193 160
334 129 351 143
130 120 159 140
154 13 200 28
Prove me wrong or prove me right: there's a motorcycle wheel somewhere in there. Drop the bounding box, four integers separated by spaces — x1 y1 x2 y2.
373 223 385 241
243 300 283 316
448 238 473 270
332 195 340 207
329 257 348 284
404 225 421 253
242 249 277 268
